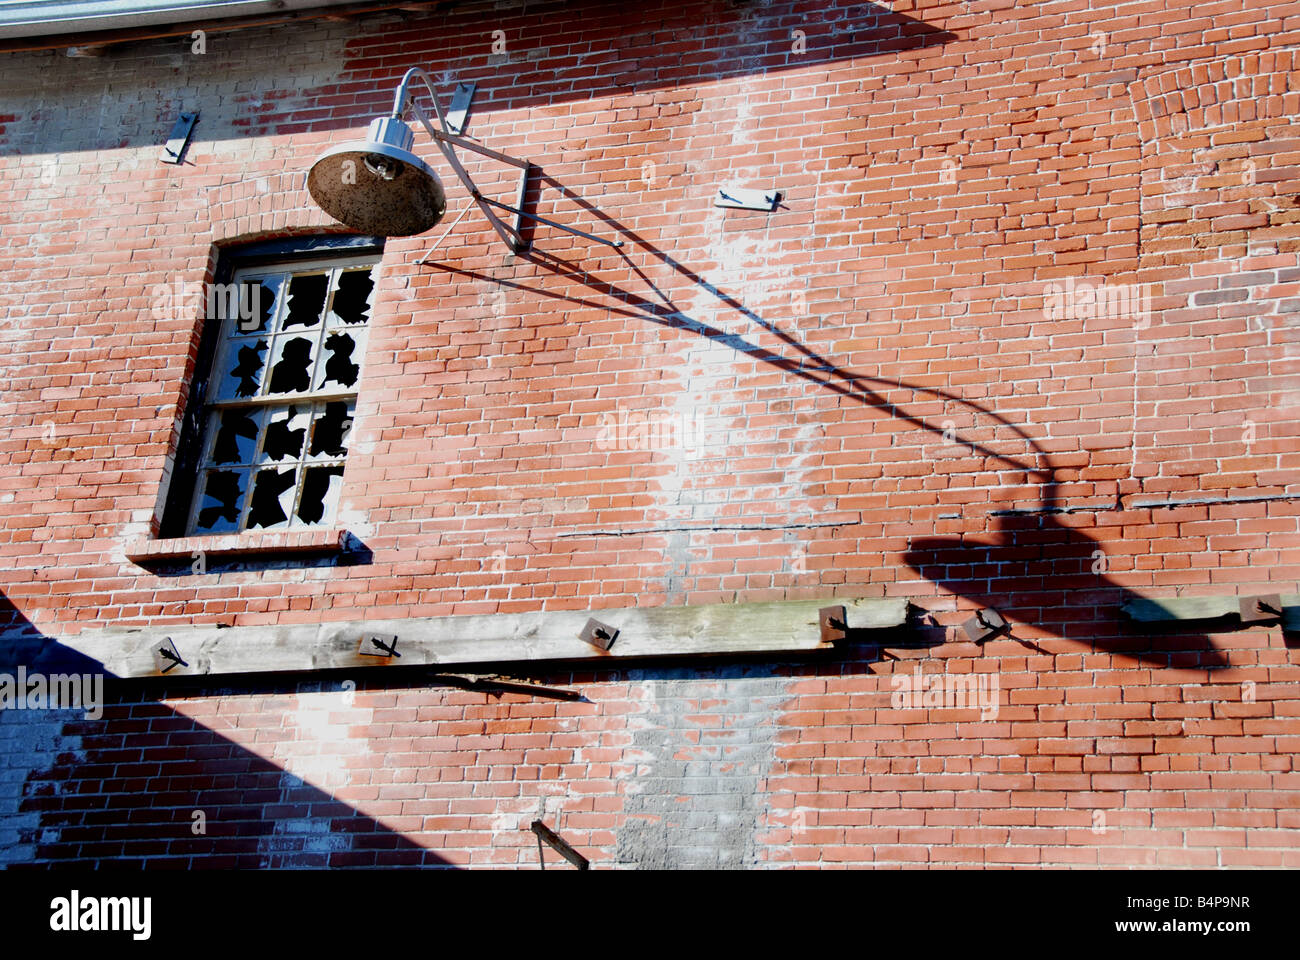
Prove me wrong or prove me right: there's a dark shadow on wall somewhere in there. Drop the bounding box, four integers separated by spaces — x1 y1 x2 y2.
419 172 1232 670
352 0 960 116
0 0 957 154
0 593 454 869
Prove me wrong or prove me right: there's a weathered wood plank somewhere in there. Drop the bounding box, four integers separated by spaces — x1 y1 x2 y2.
1121 594 1299 630
32 597 911 681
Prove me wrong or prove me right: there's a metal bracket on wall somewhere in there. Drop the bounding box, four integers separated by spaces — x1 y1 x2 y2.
444 81 475 136
714 184 780 211
160 111 198 164
530 820 589 870
578 617 619 650
819 605 848 644
152 637 188 674
960 609 1007 643
359 634 400 658
1239 594 1283 625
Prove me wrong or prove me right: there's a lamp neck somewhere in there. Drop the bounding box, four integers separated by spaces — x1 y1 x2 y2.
391 66 436 119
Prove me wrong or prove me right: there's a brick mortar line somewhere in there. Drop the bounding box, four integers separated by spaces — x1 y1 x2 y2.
555 520 848 537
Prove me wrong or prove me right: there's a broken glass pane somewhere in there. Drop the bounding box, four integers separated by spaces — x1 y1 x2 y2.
214 338 268 400
317 329 362 390
247 467 297 529
328 269 374 326
268 335 316 395
195 469 246 533
261 405 308 462
308 400 353 458
235 274 281 335
297 465 345 525
282 273 327 330
210 409 261 465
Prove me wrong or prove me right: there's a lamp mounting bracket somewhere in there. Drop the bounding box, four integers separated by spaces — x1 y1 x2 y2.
389 68 622 261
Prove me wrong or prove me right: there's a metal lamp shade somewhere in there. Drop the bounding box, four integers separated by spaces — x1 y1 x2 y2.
306 117 447 236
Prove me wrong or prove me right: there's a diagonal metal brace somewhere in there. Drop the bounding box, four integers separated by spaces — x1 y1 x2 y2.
431 672 583 701
392 67 621 256
408 94 523 253
530 820 589 870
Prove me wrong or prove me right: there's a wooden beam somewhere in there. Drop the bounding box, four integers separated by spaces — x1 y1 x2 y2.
27 597 911 681
1121 594 1299 629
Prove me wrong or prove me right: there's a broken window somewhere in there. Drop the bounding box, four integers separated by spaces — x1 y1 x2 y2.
185 254 379 535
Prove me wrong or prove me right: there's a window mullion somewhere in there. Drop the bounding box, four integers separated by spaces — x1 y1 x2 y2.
208 389 358 410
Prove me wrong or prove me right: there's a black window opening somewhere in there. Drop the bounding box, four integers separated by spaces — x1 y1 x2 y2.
159 236 384 539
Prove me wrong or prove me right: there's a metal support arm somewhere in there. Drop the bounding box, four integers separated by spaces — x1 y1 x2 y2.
391 67 621 256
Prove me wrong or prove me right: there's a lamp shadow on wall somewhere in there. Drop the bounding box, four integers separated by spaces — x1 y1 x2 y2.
0 592 454 868
421 173 1232 671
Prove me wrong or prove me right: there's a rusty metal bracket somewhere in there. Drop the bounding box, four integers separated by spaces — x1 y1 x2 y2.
530 819 589 870
960 609 1007 643
579 617 619 650
818 605 848 644
1238 594 1283 625
359 634 400 658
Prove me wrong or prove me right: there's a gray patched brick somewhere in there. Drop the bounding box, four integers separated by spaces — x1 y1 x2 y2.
614 670 787 869
1193 289 1250 305
1221 270 1276 288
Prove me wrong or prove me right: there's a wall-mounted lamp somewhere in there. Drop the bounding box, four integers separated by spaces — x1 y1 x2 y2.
307 115 447 236
306 66 622 256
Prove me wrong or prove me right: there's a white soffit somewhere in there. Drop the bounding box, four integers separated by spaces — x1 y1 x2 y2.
0 0 363 38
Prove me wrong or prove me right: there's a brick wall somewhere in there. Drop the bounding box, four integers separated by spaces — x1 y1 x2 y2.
0 0 1298 867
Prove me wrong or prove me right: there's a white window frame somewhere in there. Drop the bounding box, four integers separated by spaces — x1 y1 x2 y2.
184 252 381 536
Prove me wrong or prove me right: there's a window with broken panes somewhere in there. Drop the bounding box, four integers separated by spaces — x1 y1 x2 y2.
187 256 377 534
